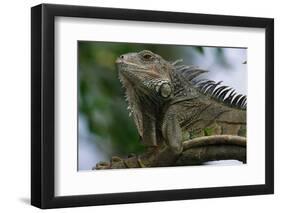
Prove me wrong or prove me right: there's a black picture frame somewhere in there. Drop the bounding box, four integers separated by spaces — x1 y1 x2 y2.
31 3 274 209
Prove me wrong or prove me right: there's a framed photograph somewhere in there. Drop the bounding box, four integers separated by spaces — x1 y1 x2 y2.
31 3 274 209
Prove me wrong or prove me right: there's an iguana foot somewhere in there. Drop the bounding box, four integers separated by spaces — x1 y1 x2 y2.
127 153 146 168
111 156 123 163
95 161 111 170
94 154 146 170
95 156 128 169
128 153 136 158
137 156 146 168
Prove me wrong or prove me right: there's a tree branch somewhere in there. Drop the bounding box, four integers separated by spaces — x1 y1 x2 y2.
94 135 246 170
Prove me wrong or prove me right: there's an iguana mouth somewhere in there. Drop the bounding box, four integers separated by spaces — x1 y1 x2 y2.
116 57 147 70
116 57 155 87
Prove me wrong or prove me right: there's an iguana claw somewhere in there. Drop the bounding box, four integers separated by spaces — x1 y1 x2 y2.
94 154 147 170
95 161 111 170
111 156 123 163
128 153 136 158
137 156 146 168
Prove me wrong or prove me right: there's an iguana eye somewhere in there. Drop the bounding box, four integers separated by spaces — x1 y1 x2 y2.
142 53 153 60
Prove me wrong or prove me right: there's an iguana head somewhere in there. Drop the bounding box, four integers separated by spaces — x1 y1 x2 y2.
116 50 174 140
116 50 173 99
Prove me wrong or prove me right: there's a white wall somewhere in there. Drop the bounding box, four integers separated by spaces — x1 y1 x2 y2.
0 0 279 212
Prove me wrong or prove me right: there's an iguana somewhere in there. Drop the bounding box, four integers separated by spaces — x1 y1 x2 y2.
95 50 246 169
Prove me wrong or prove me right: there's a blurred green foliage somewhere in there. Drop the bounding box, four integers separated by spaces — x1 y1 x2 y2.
78 41 224 156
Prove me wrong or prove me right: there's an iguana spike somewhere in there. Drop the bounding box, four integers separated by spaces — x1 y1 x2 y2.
202 82 215 93
205 81 222 95
218 88 231 101
237 95 246 108
202 82 217 94
241 101 247 109
198 80 215 91
177 65 196 73
241 96 247 108
224 89 236 104
213 86 228 97
172 59 183 66
175 65 187 70
203 81 217 93
231 94 243 106
185 69 209 81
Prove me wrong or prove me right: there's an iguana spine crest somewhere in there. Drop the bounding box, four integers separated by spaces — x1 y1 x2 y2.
174 63 247 110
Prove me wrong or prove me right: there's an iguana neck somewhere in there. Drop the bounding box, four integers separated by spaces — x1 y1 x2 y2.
122 80 164 146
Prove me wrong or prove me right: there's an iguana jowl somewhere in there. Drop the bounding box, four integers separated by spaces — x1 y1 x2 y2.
95 50 246 169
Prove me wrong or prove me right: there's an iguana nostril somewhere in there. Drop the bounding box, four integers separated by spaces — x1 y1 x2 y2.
116 55 124 64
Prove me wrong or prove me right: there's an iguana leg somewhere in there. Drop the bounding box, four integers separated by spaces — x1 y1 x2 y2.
162 113 183 154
